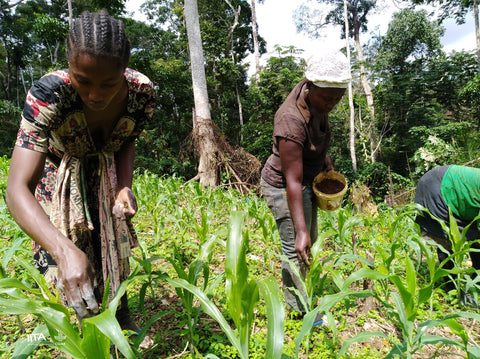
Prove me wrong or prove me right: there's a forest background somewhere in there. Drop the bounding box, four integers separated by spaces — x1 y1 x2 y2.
1 0 480 197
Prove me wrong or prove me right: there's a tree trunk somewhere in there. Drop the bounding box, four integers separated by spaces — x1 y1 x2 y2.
344 0 357 173
236 83 244 142
67 0 73 26
474 0 480 70
251 0 261 80
224 0 240 59
184 0 221 187
225 0 244 138
353 37 378 163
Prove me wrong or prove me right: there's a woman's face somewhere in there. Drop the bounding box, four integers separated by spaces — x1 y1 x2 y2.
307 85 346 114
69 53 126 112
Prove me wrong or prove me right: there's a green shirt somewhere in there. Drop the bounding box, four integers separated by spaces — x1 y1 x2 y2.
441 165 480 221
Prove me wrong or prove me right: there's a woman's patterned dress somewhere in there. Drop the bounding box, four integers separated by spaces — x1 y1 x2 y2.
15 68 155 303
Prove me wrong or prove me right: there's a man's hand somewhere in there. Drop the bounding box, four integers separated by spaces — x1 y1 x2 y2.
57 246 99 320
295 232 312 266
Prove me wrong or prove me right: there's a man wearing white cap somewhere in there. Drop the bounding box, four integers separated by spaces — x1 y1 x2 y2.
260 50 351 322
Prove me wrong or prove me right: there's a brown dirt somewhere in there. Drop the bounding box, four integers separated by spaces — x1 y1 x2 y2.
315 178 345 194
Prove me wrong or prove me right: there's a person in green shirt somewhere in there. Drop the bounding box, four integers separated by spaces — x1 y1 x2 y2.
414 165 480 304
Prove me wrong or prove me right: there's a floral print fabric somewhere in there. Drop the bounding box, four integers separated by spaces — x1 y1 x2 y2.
16 68 155 304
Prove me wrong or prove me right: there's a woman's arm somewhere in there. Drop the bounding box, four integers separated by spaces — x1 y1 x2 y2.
324 153 333 172
6 146 98 318
278 138 312 266
114 140 137 218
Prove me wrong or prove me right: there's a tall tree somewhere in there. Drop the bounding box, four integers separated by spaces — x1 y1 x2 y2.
183 0 261 189
249 0 263 79
138 0 262 185
406 0 480 69
295 0 381 162
343 0 357 172
184 0 220 186
374 8 445 175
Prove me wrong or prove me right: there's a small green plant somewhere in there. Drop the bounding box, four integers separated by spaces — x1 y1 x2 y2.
0 256 136 359
168 211 285 359
167 235 221 352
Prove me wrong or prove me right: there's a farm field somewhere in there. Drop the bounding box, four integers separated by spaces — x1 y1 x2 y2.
1 155 480 359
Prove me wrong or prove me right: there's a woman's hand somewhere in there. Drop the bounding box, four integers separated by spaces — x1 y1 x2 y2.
324 153 334 172
56 240 99 320
7 147 99 319
295 231 312 266
278 139 312 266
114 187 137 219
114 141 136 219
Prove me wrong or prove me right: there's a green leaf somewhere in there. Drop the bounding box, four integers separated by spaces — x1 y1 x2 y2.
389 276 415 320
391 292 413 343
16 257 57 301
82 309 136 359
1 237 27 274
225 211 259 357
258 277 284 359
467 345 480 359
0 288 84 358
342 268 388 290
419 334 461 346
337 331 388 359
295 290 373 355
80 320 110 358
405 254 416 299
167 277 245 359
11 324 50 359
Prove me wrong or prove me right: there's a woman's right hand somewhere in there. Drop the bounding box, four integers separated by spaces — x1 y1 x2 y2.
56 243 99 319
295 231 312 266
6 147 99 319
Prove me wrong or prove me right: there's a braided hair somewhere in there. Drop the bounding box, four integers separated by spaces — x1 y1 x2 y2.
66 10 130 68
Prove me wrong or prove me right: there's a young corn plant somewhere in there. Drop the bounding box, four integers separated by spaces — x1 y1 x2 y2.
317 206 363 254
439 210 480 304
338 209 480 359
0 255 136 359
167 235 222 353
246 193 279 248
168 211 285 359
225 211 260 357
285 225 383 357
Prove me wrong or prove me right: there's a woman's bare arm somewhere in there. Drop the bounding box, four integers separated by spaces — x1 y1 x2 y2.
114 140 137 218
278 138 312 266
6 146 98 317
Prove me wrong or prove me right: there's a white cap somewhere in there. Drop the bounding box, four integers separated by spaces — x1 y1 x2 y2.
304 50 351 88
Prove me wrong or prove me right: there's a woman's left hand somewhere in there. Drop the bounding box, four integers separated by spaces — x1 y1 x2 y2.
324 153 334 172
114 187 137 219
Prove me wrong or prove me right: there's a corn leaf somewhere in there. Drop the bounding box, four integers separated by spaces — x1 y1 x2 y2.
225 211 259 357
11 324 50 359
167 277 244 358
337 331 387 359
389 276 415 320
80 320 110 359
82 309 135 359
258 277 284 359
0 291 84 358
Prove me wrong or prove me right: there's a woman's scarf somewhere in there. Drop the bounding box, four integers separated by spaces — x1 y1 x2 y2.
50 151 138 301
